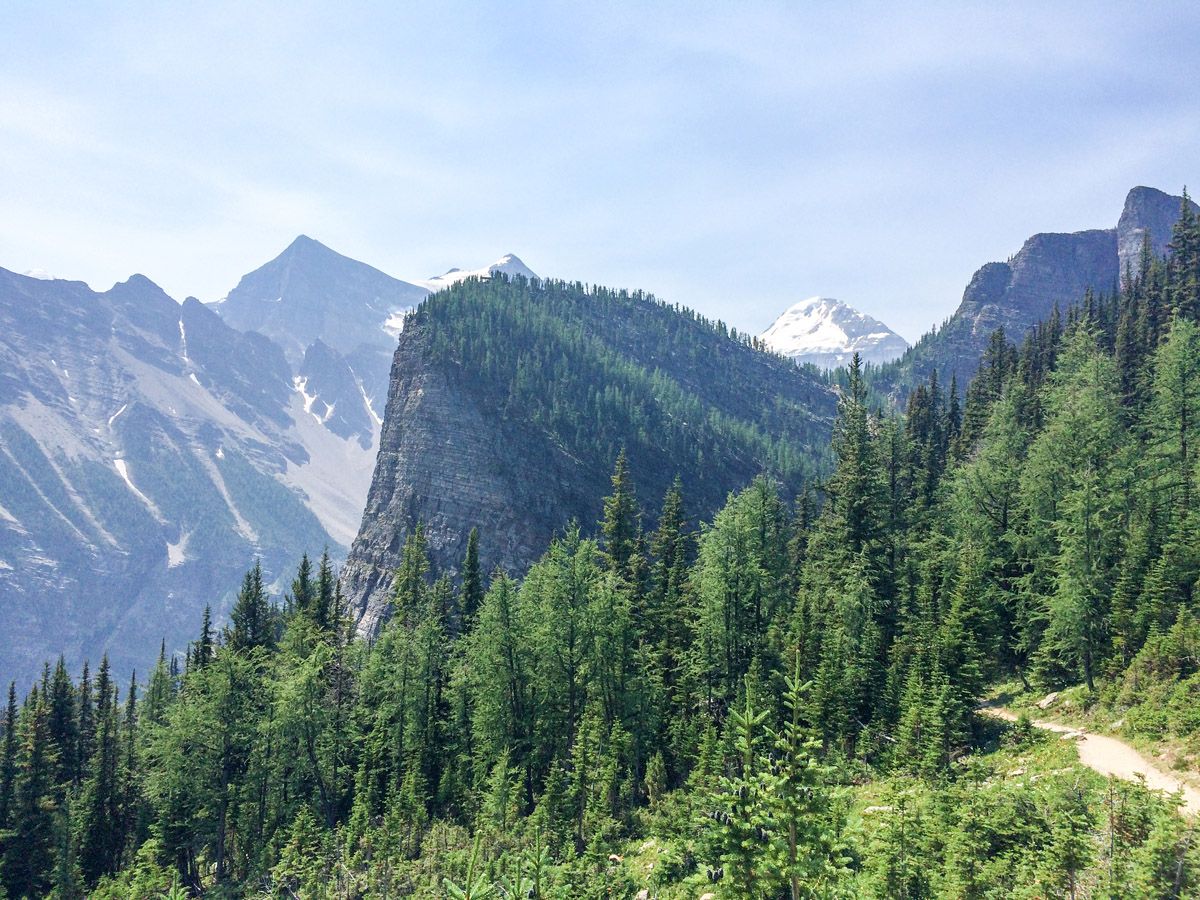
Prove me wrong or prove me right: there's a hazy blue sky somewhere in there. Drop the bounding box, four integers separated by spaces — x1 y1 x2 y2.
3 2 1198 340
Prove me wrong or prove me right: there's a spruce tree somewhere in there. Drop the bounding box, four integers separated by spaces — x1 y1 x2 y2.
193 604 214 670
290 552 315 617
229 561 273 652
460 527 484 625
392 524 430 626
3 688 57 899
315 548 337 631
0 681 16 829
601 448 642 583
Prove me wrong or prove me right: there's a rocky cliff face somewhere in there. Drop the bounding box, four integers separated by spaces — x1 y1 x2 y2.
339 326 608 635
1117 185 1192 279
340 277 837 637
888 186 1197 389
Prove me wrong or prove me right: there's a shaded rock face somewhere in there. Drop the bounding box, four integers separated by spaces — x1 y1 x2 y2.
959 228 1119 339
297 340 376 448
892 186 1197 389
339 328 604 636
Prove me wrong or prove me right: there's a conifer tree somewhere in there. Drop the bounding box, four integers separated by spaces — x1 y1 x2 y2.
193 605 214 670
229 561 273 653
290 552 315 617
3 688 57 898
460 527 484 625
78 656 123 884
76 661 94 780
601 448 642 584
392 524 431 626
46 657 75 786
315 548 337 631
0 681 16 829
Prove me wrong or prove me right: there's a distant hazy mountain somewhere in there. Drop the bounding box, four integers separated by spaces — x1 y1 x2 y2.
417 253 537 292
889 186 1198 389
0 268 381 685
760 297 908 369
212 236 428 424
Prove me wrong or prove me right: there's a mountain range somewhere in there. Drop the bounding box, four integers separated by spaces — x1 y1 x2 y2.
0 243 534 685
0 269 342 683
2 183 1192 684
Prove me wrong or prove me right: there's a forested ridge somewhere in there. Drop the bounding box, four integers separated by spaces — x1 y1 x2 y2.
415 275 834 507
2 200 1200 897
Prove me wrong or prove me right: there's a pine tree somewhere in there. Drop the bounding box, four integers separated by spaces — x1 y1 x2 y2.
229 561 273 653
711 684 768 898
193 604 214 670
315 548 337 631
468 573 532 795
392 524 430 626
3 688 58 899
0 681 16 829
290 552 315 617
760 656 847 898
601 448 642 584
78 656 123 884
460 527 484 625
46 658 76 786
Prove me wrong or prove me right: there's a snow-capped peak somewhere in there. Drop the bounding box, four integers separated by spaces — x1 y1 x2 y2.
22 268 56 280
417 254 537 291
759 296 908 370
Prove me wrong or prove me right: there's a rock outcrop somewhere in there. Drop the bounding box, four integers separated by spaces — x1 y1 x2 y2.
889 186 1196 389
340 277 837 636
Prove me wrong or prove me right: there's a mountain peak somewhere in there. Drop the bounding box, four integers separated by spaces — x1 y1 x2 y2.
760 297 908 369
216 237 428 366
285 233 327 251
1117 186 1197 281
420 254 538 291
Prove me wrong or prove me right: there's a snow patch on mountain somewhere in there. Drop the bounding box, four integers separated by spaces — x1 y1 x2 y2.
418 253 537 292
281 393 377 547
166 531 190 567
382 310 407 338
760 297 909 370
114 458 160 514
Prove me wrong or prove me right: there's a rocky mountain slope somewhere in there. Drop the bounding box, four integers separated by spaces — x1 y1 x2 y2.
760 296 908 369
886 186 1197 389
340 276 837 636
213 235 428 432
0 268 387 684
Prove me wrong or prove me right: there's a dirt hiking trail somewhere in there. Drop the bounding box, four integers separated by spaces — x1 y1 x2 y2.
981 705 1200 817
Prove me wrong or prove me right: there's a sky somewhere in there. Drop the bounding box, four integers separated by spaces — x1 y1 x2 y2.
2 3 1199 341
